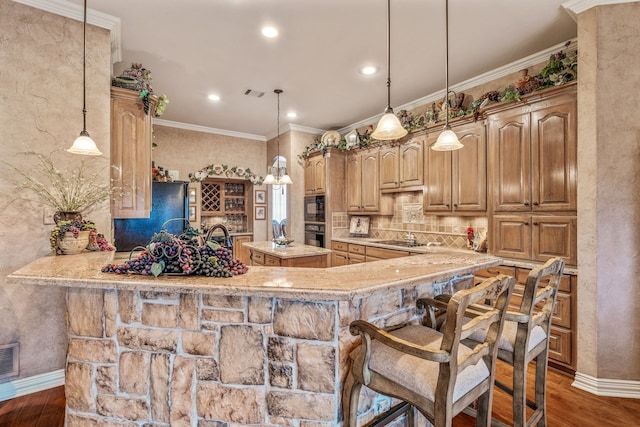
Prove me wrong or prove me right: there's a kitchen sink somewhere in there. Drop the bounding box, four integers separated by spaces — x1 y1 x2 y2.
374 240 429 248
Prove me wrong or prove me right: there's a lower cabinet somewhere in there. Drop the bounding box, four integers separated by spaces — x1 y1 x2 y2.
331 241 409 265
233 235 252 265
474 264 577 372
250 250 327 268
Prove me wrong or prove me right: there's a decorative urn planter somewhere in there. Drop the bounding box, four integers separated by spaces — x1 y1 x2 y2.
58 230 90 255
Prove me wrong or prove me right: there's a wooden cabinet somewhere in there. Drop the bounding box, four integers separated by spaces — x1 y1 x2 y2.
380 134 424 192
250 249 328 268
487 85 577 265
233 235 252 265
346 149 392 214
304 154 326 195
424 120 486 214
492 215 577 265
110 87 157 218
331 241 408 265
474 265 577 372
200 179 249 217
488 90 576 213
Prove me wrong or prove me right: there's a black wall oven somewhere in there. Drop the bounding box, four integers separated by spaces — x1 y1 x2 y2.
304 195 325 223
304 223 325 248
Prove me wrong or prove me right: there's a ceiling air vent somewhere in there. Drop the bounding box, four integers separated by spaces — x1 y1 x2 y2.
244 89 265 98
0 343 19 379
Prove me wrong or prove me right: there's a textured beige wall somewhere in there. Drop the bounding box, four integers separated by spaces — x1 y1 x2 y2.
151 125 268 241
0 0 112 381
577 3 640 381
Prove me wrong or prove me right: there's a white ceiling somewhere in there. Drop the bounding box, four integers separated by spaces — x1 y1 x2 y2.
64 0 577 139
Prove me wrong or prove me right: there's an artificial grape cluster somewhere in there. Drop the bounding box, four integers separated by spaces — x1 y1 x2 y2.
102 235 248 278
96 234 115 251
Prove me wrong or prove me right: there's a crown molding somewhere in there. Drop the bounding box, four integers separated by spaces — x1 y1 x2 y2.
339 38 579 135
153 119 267 142
11 0 121 63
562 0 639 18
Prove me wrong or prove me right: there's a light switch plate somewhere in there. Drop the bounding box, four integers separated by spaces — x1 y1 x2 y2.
43 207 56 224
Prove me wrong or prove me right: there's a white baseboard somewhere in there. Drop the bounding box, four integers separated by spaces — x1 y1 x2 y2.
573 372 640 398
0 369 65 402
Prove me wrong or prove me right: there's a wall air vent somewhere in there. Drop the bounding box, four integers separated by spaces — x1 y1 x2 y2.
244 89 265 98
0 343 19 379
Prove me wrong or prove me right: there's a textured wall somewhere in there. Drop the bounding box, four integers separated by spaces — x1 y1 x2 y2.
577 3 640 381
0 0 112 381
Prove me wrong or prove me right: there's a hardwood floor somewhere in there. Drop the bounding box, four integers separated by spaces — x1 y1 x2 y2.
0 365 638 426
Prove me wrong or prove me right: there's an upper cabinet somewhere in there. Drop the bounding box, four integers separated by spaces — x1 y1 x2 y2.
487 89 577 213
111 87 157 219
200 179 249 217
304 154 326 195
379 133 424 192
424 120 487 214
346 148 392 214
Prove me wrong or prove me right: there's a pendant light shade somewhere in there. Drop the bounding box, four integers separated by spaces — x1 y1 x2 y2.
371 0 407 141
265 89 291 186
68 0 102 156
431 0 462 152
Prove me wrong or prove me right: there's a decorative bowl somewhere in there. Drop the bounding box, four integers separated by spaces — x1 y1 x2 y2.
273 237 294 247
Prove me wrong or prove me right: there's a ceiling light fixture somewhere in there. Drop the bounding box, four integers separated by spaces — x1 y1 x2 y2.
371 0 407 141
67 0 102 156
361 66 377 75
208 94 221 101
262 26 278 38
263 89 292 186
431 0 463 151
287 112 297 119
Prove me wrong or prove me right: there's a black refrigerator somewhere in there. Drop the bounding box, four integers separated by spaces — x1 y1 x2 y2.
114 181 189 252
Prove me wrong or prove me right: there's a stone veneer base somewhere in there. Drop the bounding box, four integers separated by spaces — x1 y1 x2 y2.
63 276 473 426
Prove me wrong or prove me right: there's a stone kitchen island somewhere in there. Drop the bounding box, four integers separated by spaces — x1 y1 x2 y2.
8 248 500 427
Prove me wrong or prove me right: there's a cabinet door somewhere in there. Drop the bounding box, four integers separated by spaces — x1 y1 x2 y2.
424 133 452 212
332 251 349 266
313 156 326 194
531 99 577 212
488 108 531 212
491 214 532 260
399 139 423 188
304 158 315 195
453 122 486 212
532 215 577 265
111 87 155 218
346 152 362 212
361 150 381 212
379 146 399 189
233 235 253 265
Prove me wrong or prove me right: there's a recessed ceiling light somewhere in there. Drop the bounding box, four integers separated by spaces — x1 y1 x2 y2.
287 112 297 119
361 66 377 75
262 26 278 38
208 94 221 101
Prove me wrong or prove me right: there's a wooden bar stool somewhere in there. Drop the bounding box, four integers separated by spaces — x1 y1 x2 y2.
425 257 565 427
342 275 514 427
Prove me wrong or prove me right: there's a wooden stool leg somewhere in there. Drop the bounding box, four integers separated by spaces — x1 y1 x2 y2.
534 355 548 427
342 371 362 427
512 351 528 427
476 390 492 427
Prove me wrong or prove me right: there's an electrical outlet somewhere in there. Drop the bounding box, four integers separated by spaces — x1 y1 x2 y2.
43 207 56 224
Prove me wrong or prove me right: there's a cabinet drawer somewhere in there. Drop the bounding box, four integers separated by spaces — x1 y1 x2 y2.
265 255 281 266
516 268 571 293
349 253 366 264
332 241 349 252
548 326 572 366
349 244 366 255
252 251 265 265
365 246 409 260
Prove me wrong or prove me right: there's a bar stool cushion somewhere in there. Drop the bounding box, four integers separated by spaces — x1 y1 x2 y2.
368 324 490 402
468 321 546 353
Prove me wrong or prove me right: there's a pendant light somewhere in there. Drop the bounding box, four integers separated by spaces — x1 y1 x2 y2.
67 0 102 156
371 0 407 141
431 0 463 151
263 89 292 186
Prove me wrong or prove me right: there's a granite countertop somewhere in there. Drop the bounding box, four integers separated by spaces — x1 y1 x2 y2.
7 250 501 302
243 241 332 259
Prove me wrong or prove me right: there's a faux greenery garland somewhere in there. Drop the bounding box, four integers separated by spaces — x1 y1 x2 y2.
189 164 264 185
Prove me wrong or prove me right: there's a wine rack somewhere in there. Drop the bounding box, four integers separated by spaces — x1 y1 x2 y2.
201 179 248 216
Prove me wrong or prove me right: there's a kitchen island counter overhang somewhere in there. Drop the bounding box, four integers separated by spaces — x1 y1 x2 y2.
8 249 501 426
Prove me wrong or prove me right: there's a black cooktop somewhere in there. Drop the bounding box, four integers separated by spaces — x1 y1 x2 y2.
375 240 428 248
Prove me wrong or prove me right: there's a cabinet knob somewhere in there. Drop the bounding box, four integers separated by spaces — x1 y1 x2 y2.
453 203 458 207
533 201 539 206
524 221 530 225
524 201 530 206
533 222 539 225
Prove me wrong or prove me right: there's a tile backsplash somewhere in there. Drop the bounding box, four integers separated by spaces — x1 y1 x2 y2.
332 192 488 249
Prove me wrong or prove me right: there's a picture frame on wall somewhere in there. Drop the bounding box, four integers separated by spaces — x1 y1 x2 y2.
255 190 266 204
255 206 266 220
